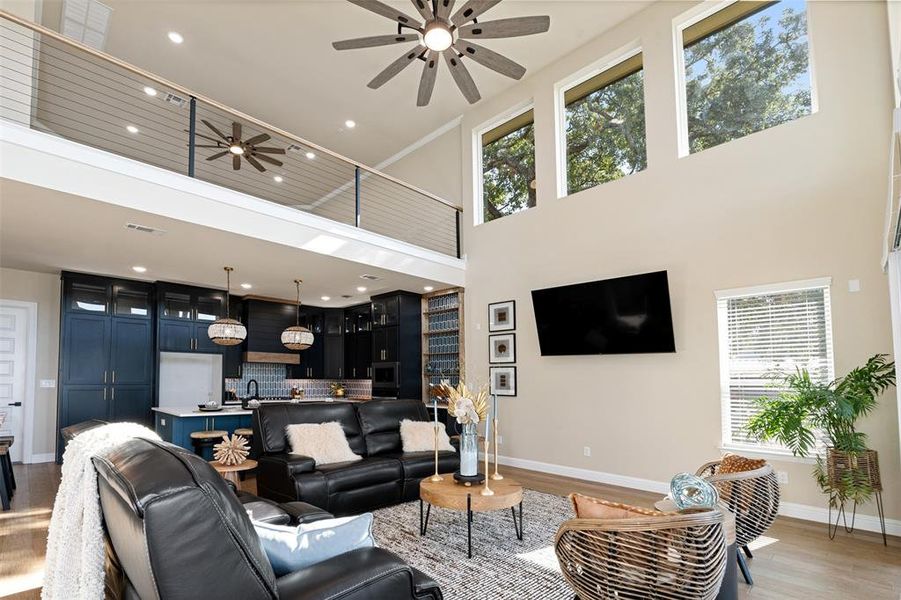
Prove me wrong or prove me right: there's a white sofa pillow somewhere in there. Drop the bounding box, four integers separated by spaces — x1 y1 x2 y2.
399 419 455 453
285 422 361 465
253 513 375 576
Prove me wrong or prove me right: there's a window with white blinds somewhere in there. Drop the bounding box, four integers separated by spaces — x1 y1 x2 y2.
715 279 834 451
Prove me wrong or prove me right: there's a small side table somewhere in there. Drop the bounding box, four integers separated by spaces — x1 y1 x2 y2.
210 459 257 485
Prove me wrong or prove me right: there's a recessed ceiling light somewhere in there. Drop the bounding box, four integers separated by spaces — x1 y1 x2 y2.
356 286 367 293
273 175 283 183
126 124 139 134
423 286 434 292
305 151 316 160
344 120 356 129
321 296 331 301
167 31 184 44
132 266 147 273
143 86 158 97
240 283 252 289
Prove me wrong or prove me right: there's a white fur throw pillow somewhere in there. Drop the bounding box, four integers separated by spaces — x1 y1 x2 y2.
285 422 361 465
400 419 455 453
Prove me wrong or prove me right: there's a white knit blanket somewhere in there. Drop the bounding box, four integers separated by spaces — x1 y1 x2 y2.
42 423 160 600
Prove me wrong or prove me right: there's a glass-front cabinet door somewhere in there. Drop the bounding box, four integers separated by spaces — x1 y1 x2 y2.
113 285 152 318
195 292 225 322
161 290 193 320
67 280 110 314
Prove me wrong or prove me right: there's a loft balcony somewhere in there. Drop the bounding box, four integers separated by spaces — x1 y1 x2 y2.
0 11 462 260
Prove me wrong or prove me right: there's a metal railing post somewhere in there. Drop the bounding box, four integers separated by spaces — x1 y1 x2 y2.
456 211 462 258
188 96 197 178
355 166 361 227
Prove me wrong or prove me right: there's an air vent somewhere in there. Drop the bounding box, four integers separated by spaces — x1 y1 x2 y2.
341 295 353 299
163 92 187 108
360 274 380 281
125 222 167 236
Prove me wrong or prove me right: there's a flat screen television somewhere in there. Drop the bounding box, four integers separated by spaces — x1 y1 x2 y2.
531 271 675 356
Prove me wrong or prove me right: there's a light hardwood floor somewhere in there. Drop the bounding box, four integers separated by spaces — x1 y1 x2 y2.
1 462 898 599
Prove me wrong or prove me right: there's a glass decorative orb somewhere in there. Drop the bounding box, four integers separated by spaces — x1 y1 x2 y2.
281 326 314 351
208 318 247 346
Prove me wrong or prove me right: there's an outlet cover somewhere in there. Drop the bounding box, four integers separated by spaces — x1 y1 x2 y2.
848 279 861 293
583 446 591 457
776 471 789 484
160 418 166 426
39 379 56 388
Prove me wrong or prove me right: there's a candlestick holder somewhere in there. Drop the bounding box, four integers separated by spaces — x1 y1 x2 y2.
490 417 504 480
480 439 494 496
429 423 443 482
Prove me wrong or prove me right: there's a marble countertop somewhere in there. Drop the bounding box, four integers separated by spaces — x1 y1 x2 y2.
152 397 373 417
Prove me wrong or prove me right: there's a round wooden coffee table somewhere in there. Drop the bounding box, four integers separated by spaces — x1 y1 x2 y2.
419 475 524 558
210 459 257 485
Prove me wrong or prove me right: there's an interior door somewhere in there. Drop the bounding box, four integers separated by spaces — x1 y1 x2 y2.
0 305 28 462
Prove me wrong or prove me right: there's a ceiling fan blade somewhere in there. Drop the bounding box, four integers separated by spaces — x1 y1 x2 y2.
186 130 225 143
201 119 229 141
206 151 228 161
255 153 283 167
232 122 242 143
453 40 525 79
410 0 433 21
450 0 500 26
333 33 420 50
245 155 266 172
193 144 225 148
442 48 480 104
347 0 420 27
244 133 271 146
435 0 455 20
457 16 550 39
417 50 439 107
252 147 286 154
368 45 426 89
233 154 241 170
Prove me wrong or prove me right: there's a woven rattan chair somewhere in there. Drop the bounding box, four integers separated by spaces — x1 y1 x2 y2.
555 508 728 600
696 460 779 585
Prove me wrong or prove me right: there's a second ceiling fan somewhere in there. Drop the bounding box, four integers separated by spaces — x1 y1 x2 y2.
195 120 286 172
333 0 550 107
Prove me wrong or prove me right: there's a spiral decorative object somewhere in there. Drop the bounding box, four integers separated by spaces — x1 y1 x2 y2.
670 472 719 510
213 434 250 466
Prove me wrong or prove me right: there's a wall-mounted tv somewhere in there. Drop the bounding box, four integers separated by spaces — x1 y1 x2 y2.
531 271 676 356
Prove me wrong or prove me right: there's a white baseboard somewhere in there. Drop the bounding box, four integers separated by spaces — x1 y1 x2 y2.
497 454 899 537
27 452 56 464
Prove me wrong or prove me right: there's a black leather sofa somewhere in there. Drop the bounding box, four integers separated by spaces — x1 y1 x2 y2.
253 399 459 514
93 436 442 599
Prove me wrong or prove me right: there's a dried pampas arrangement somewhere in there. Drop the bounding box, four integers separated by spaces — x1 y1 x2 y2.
214 434 249 466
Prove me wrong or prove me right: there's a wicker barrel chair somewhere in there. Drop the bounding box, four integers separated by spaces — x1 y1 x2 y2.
555 508 728 600
696 460 779 585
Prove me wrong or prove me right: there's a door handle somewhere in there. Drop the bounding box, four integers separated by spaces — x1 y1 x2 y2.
7 402 21 407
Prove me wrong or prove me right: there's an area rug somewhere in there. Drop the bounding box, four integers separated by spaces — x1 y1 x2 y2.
372 489 574 599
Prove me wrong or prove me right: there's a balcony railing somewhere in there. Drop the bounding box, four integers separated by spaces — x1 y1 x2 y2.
0 11 462 258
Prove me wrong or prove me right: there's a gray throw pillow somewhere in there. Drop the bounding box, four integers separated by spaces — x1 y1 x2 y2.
252 513 375 576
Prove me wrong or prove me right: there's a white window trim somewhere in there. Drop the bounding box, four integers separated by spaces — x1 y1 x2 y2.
471 100 535 227
715 276 834 455
553 40 643 200
672 0 818 158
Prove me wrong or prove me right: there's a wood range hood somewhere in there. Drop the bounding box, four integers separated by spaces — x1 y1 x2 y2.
241 296 301 364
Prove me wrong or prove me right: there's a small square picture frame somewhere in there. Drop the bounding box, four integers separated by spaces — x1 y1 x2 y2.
489 333 516 364
488 300 516 332
490 366 517 397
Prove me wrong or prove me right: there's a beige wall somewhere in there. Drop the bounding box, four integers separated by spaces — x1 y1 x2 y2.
442 0 898 520
382 124 464 209
0 268 60 459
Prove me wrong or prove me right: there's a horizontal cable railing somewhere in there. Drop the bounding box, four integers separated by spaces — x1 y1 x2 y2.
0 11 462 258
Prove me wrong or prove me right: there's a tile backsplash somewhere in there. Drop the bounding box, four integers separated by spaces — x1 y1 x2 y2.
225 362 371 398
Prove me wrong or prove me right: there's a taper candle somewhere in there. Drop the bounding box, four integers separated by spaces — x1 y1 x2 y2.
485 398 492 442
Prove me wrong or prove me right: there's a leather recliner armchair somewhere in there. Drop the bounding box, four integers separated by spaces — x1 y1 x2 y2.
93 436 442 600
253 399 459 515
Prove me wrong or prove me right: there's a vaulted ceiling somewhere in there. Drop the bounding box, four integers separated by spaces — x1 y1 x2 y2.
37 0 651 166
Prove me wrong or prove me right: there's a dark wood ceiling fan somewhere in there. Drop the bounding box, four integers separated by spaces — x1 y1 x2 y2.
193 120 286 172
333 0 550 107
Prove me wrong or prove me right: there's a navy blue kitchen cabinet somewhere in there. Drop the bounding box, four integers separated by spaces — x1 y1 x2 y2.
154 412 252 457
157 282 229 353
159 320 193 352
58 273 155 460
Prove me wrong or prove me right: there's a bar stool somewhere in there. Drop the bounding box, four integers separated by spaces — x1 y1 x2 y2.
190 430 227 460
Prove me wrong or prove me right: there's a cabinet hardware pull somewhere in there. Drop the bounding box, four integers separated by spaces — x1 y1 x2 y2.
112 371 116 384
111 388 115 400
103 370 107 383
103 388 107 401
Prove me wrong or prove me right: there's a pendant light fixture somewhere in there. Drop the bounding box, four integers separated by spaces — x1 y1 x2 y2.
208 266 247 346
281 279 314 351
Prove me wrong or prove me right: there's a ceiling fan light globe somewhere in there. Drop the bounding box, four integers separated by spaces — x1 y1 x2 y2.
229 145 244 155
423 24 453 52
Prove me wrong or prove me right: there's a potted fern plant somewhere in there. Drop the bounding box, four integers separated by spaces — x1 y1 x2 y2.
746 354 895 509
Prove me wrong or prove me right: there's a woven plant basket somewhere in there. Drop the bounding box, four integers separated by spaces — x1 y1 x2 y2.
826 448 881 493
696 461 779 548
555 509 727 600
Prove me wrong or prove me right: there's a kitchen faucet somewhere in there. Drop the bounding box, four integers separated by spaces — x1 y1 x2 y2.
246 379 259 399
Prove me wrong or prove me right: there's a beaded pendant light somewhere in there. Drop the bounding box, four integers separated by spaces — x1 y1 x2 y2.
281 279 314 351
208 266 247 346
